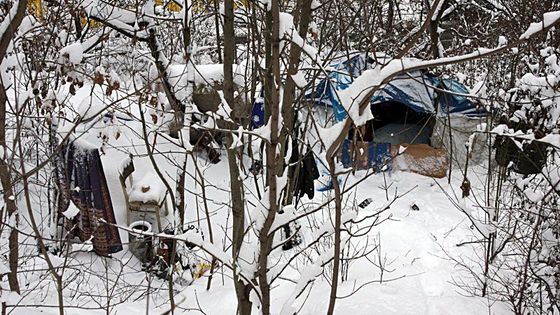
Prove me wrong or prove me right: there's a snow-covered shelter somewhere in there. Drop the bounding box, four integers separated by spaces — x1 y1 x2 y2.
119 156 169 234
305 53 487 176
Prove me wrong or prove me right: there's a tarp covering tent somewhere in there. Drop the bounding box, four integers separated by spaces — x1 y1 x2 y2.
250 53 487 177
305 53 484 122
305 53 488 174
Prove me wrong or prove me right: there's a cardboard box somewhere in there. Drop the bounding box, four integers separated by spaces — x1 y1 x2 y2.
393 143 449 178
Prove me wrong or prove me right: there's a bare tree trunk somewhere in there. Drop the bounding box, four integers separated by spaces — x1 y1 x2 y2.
176 156 187 226
226 141 253 315
387 0 394 34
428 0 448 58
0 2 29 313
0 84 20 302
255 1 282 313
224 0 253 313
146 30 184 139
175 6 194 227
326 155 342 315
213 0 223 64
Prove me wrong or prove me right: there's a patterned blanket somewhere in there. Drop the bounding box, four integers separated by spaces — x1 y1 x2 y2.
57 139 123 255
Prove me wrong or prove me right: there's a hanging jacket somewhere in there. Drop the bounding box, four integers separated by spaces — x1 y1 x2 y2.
295 151 319 200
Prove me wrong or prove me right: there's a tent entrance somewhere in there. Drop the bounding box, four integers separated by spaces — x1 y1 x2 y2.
350 101 434 145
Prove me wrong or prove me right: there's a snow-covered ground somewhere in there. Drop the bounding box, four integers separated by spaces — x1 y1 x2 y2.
173 166 511 315
3 81 512 314
17 151 511 314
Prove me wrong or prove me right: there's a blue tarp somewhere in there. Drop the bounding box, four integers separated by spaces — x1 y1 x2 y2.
340 139 392 170
305 54 484 122
432 77 482 116
252 54 483 129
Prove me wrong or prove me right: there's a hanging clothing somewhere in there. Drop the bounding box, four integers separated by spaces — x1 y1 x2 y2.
289 136 319 202
295 151 319 200
57 139 123 255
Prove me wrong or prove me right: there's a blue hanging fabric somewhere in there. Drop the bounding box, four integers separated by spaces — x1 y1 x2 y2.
251 95 265 129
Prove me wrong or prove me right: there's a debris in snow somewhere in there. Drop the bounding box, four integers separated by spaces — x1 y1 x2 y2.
358 198 373 209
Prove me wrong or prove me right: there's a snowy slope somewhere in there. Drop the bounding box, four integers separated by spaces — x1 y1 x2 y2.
11 81 512 314
171 166 511 315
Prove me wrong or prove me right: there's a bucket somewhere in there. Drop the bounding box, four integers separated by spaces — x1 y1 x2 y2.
128 221 153 264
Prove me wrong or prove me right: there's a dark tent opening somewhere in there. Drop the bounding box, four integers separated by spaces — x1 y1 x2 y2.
349 101 434 145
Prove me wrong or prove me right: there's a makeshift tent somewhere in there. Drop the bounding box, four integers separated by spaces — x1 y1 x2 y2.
254 54 483 128
306 53 484 121
304 53 487 175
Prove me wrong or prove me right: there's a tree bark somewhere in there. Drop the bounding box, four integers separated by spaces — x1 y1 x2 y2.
428 0 448 58
326 155 342 315
257 0 282 313
224 0 253 313
0 85 20 296
146 30 184 139
0 1 30 308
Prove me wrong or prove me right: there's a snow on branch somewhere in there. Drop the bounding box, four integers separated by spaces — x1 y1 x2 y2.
86 1 152 41
278 12 320 63
0 1 21 40
279 242 341 315
0 0 28 63
490 124 560 149
520 11 560 39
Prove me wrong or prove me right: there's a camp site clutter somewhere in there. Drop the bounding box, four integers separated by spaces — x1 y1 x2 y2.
303 52 488 178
